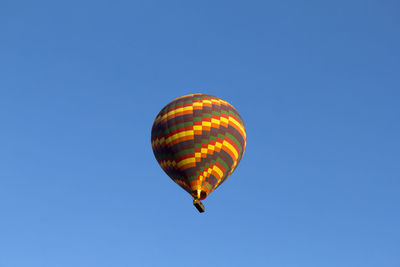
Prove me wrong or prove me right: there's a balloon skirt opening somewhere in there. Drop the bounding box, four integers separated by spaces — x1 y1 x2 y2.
193 199 205 213
191 190 207 200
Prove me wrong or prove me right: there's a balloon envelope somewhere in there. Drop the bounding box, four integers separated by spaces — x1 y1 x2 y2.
151 94 246 200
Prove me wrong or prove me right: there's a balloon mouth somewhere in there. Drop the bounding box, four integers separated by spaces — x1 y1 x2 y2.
192 190 207 200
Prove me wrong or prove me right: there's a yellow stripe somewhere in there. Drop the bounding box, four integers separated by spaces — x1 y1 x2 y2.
167 107 183 117
202 121 211 127
211 118 220 124
229 116 246 138
223 140 239 159
161 113 168 121
193 102 202 108
160 106 194 121
211 99 220 104
155 115 162 124
215 142 223 149
177 157 195 168
212 165 224 178
165 130 194 145
220 117 229 124
183 106 193 112
220 100 229 106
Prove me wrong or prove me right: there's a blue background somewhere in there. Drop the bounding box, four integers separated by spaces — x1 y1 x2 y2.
1 1 399 266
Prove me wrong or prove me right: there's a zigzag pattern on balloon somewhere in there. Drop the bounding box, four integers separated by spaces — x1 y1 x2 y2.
151 94 246 200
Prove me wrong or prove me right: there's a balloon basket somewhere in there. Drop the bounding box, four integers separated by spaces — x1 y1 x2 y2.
193 199 205 213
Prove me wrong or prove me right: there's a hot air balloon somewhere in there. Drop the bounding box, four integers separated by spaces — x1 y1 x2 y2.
151 94 246 212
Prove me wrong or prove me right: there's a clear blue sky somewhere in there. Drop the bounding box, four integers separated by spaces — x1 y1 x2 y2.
1 1 399 266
